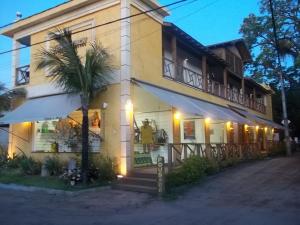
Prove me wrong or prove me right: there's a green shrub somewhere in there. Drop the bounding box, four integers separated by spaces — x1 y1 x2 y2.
90 155 116 182
166 156 211 191
6 154 27 169
269 143 286 156
205 159 220 175
20 157 41 175
0 146 7 168
44 156 63 176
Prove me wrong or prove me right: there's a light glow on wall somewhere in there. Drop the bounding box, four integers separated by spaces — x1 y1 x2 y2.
256 125 259 131
174 111 181 120
244 124 249 132
125 99 133 114
205 117 211 124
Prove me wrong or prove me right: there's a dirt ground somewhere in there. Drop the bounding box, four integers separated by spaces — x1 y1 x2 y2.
1 154 300 225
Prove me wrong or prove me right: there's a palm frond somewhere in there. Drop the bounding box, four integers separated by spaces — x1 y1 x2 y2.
35 28 113 104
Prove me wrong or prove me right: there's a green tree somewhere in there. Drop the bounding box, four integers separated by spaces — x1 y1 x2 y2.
240 0 299 86
0 82 26 115
35 29 113 184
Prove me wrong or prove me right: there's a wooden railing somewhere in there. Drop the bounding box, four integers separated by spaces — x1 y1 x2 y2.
167 143 262 171
15 65 30 86
163 58 266 114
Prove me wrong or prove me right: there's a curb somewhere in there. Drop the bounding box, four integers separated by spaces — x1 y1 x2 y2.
0 183 111 195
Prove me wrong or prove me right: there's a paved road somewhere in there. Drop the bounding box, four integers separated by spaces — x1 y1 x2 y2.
1 155 300 225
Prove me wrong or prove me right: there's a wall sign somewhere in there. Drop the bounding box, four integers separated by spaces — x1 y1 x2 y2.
183 120 196 139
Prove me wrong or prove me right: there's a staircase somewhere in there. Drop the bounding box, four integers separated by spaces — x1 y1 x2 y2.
113 170 158 194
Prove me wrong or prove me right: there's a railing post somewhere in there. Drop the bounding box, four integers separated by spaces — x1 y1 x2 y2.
183 144 187 160
168 144 173 172
157 156 165 196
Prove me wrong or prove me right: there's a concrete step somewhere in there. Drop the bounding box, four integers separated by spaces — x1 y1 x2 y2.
118 176 157 187
128 172 157 179
113 183 157 194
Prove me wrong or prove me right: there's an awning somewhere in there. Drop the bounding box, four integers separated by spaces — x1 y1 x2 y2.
230 106 284 129
0 94 81 124
137 81 254 125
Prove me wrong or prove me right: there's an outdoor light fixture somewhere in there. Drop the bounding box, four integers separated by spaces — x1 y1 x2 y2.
117 174 124 179
264 127 268 132
125 99 133 114
256 125 259 131
205 117 211 123
244 124 249 132
174 111 181 120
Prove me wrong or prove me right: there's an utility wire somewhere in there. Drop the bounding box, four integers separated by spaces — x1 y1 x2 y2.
0 0 191 55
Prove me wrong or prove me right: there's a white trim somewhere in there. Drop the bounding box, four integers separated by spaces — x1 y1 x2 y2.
14 0 119 40
131 0 164 24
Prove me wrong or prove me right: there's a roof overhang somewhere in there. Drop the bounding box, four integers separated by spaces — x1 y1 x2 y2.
163 22 228 67
1 0 169 38
208 39 252 63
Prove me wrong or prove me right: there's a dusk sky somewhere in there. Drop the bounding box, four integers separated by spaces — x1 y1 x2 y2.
0 0 260 87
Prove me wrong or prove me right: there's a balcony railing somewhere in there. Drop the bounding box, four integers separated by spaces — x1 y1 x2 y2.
163 58 266 113
15 65 30 86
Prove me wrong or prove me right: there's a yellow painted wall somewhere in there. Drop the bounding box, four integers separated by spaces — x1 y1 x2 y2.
9 84 121 164
29 4 121 87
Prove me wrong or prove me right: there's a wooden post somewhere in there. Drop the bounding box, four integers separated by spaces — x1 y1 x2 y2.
204 119 211 158
171 36 178 80
202 56 207 90
157 156 165 196
168 144 173 172
223 69 228 98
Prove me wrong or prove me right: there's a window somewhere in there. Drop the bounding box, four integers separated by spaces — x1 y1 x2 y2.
33 109 101 153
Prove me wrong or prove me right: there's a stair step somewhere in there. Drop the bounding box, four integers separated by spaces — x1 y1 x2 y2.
129 172 157 179
118 176 157 187
113 183 157 194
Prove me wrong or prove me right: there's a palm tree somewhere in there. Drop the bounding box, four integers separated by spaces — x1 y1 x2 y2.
35 29 113 184
0 82 26 115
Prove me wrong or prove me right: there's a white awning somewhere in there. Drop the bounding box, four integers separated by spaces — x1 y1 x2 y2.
137 81 254 125
0 94 81 124
230 107 284 129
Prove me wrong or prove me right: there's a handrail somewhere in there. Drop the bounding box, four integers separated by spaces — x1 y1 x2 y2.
163 58 266 113
167 142 276 171
15 65 30 86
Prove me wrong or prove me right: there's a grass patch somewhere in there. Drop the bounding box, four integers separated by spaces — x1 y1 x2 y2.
0 168 109 191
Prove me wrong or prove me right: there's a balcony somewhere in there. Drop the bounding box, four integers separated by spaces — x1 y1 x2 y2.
15 65 30 86
163 58 266 114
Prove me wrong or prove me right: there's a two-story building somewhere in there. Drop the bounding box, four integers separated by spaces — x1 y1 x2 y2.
0 0 282 176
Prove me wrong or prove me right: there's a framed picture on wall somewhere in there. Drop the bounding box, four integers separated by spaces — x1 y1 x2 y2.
183 120 196 139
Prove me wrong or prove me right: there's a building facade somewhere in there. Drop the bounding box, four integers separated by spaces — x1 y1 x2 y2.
0 0 282 175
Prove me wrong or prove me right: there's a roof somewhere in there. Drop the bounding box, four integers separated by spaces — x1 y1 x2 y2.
163 22 228 67
0 0 169 37
208 38 252 63
244 77 274 94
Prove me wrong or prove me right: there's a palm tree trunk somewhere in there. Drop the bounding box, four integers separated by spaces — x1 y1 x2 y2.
81 101 89 185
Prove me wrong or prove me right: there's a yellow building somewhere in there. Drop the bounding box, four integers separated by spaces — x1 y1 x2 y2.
0 0 282 176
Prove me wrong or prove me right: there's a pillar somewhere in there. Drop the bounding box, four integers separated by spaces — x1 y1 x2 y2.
120 0 132 175
223 69 228 97
202 56 207 90
11 38 20 87
171 36 178 80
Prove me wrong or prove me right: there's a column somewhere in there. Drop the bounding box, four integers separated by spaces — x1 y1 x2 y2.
202 56 207 90
120 0 132 175
11 38 20 87
223 68 228 97
204 118 211 158
171 36 177 79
